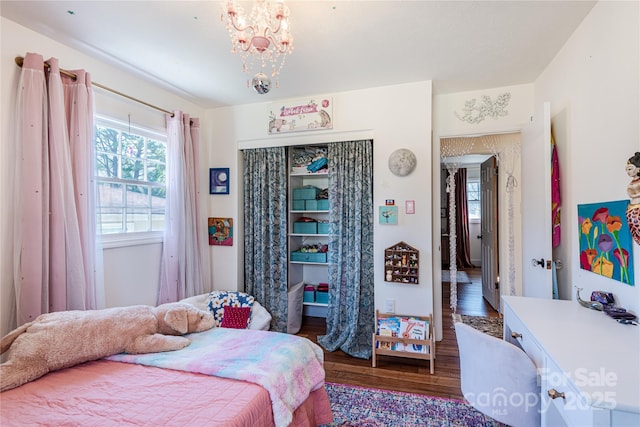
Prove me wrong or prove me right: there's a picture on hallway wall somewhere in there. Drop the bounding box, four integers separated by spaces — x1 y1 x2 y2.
209 217 233 246
577 200 634 286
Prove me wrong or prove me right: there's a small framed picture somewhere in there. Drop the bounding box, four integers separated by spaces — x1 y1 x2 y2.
209 168 229 195
379 206 398 225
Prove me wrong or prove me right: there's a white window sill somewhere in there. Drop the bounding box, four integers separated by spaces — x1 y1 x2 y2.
469 217 481 224
100 232 163 249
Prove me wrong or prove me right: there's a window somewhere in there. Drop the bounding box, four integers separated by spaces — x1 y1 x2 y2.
95 116 166 236
467 180 481 221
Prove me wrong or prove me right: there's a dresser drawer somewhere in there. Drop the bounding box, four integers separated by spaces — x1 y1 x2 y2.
542 357 599 427
503 304 544 368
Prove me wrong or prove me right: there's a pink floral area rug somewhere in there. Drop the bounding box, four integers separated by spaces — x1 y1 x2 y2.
324 382 499 426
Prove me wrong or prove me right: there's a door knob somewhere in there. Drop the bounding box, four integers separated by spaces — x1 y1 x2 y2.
531 258 545 268
477 235 482 240
548 388 565 400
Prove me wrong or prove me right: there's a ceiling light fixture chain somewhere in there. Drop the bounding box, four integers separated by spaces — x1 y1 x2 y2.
222 0 294 94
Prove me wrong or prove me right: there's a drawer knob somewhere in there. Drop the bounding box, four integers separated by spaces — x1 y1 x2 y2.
548 388 565 400
511 332 523 340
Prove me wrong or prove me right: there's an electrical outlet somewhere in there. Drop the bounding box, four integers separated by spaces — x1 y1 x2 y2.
385 299 395 313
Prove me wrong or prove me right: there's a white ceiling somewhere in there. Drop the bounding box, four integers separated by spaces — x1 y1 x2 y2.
1 0 596 109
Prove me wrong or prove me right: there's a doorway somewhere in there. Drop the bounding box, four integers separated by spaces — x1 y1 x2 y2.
438 133 521 318
440 154 496 313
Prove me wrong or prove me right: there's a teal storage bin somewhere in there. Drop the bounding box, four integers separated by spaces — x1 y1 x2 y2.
316 199 329 210
293 221 317 234
292 200 306 210
303 290 315 303
293 186 320 200
290 251 327 263
316 291 329 304
305 199 318 210
317 222 329 234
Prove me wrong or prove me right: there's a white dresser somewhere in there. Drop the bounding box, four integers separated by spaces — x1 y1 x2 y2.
502 296 640 427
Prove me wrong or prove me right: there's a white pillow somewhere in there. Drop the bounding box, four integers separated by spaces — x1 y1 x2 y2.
179 294 272 331
249 301 272 331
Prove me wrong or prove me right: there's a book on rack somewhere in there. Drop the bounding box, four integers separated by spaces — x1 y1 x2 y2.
376 317 400 350
399 317 429 353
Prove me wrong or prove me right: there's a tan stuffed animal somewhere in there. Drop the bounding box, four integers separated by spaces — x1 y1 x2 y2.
0 302 214 392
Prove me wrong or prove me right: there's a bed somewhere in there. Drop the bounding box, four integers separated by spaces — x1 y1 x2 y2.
0 295 333 427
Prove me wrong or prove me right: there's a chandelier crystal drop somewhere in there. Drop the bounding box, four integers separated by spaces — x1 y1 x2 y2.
223 0 294 94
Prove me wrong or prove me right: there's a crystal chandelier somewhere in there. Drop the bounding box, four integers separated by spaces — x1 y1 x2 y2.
222 0 294 94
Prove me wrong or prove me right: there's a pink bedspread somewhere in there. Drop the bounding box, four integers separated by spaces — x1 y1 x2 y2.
0 360 333 426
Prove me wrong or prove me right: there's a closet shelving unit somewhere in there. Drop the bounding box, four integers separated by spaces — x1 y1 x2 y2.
288 145 329 318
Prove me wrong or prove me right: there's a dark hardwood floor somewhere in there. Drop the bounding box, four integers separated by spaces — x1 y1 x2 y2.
296 268 499 399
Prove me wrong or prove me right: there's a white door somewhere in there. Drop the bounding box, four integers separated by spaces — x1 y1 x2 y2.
520 102 553 298
481 157 499 310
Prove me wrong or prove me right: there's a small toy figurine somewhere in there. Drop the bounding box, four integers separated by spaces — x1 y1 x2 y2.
626 152 640 245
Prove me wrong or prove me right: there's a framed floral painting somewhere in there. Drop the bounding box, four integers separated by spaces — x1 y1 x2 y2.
577 200 634 286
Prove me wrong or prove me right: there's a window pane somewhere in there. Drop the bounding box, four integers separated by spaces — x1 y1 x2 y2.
468 200 481 219
95 126 119 155
151 188 166 207
151 211 165 232
126 184 149 208
98 182 124 207
97 208 124 234
467 182 480 201
126 209 150 232
147 161 165 184
121 157 145 181
121 133 144 158
96 153 119 178
146 139 166 162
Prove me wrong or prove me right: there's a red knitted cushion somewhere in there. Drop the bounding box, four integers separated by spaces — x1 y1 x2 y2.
221 306 252 329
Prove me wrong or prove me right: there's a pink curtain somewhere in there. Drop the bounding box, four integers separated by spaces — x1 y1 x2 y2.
158 112 210 303
455 168 474 269
14 53 99 326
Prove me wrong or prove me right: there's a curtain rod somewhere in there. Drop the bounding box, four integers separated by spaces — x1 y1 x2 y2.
15 56 175 118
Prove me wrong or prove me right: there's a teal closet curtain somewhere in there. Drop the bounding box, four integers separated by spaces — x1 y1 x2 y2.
243 147 288 332
318 140 374 359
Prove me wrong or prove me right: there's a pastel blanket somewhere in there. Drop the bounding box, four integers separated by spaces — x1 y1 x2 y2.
107 328 325 427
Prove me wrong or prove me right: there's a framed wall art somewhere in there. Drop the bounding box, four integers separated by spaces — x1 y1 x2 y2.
577 200 634 286
208 217 233 246
379 206 398 225
209 168 229 195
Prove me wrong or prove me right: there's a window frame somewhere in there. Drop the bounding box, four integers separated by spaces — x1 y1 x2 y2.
466 179 481 223
94 115 167 248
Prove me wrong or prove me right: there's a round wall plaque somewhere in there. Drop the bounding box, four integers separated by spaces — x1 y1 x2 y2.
388 148 417 176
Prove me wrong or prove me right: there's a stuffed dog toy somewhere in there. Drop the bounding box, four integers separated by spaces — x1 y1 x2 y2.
0 302 214 392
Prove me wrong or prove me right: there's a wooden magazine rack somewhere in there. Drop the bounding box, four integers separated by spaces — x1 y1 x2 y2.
372 310 435 374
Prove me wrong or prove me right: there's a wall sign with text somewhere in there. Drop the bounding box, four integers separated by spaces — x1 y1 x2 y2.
268 98 333 134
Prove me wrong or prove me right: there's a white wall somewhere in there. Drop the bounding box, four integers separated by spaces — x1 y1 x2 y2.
534 1 639 313
209 81 435 323
0 18 206 336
